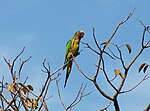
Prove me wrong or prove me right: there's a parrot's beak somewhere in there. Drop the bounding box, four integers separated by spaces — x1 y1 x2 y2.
79 32 84 38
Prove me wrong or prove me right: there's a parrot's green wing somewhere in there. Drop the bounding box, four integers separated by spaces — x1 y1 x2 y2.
63 40 72 70
65 40 72 60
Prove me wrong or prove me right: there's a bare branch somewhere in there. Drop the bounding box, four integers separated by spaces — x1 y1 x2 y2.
103 51 116 60
107 47 120 59
100 102 111 111
120 73 149 94
41 59 51 75
92 27 101 51
56 80 91 111
81 41 100 55
108 6 135 42
18 56 32 81
56 79 67 110
115 44 126 70
0 93 10 104
39 97 49 111
110 75 117 81
94 81 113 101
5 93 19 111
37 61 51 102
81 42 115 60
137 19 150 47
67 83 92 109
50 61 68 77
73 58 93 81
101 57 118 92
3 47 26 82
0 76 4 92
126 43 146 71
12 47 26 81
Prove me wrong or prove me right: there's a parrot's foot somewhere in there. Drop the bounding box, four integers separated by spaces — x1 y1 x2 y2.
77 50 83 56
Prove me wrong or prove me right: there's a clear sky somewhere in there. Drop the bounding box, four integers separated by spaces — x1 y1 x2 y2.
0 0 150 111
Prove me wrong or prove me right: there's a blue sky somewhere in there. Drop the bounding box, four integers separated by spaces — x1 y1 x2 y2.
0 0 150 111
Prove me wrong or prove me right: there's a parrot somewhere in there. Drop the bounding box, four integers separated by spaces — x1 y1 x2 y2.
63 30 84 87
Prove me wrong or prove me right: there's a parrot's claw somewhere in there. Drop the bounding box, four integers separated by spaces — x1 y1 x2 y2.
77 50 83 56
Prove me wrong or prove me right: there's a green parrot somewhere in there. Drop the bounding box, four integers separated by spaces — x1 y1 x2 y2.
63 30 84 87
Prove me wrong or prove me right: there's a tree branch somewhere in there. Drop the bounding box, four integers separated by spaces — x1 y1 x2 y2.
120 73 149 94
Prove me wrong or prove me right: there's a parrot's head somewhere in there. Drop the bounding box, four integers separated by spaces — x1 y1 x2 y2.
75 30 84 38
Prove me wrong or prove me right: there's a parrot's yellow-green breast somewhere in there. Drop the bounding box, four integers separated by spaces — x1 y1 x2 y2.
67 39 79 59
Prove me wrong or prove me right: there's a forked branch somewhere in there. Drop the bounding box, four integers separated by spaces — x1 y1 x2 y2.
56 79 91 111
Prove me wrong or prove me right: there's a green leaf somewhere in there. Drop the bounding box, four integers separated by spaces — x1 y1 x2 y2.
125 44 131 54
138 63 146 73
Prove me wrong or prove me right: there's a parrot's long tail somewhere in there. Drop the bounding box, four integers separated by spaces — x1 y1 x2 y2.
64 61 72 87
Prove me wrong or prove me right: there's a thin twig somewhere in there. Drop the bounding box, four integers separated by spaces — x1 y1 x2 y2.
12 47 26 81
107 47 120 59
18 56 32 81
67 83 92 109
100 101 111 111
115 44 126 70
108 6 135 43
93 28 101 51
101 57 118 92
120 73 149 94
81 41 100 55
73 58 93 81
56 79 67 110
